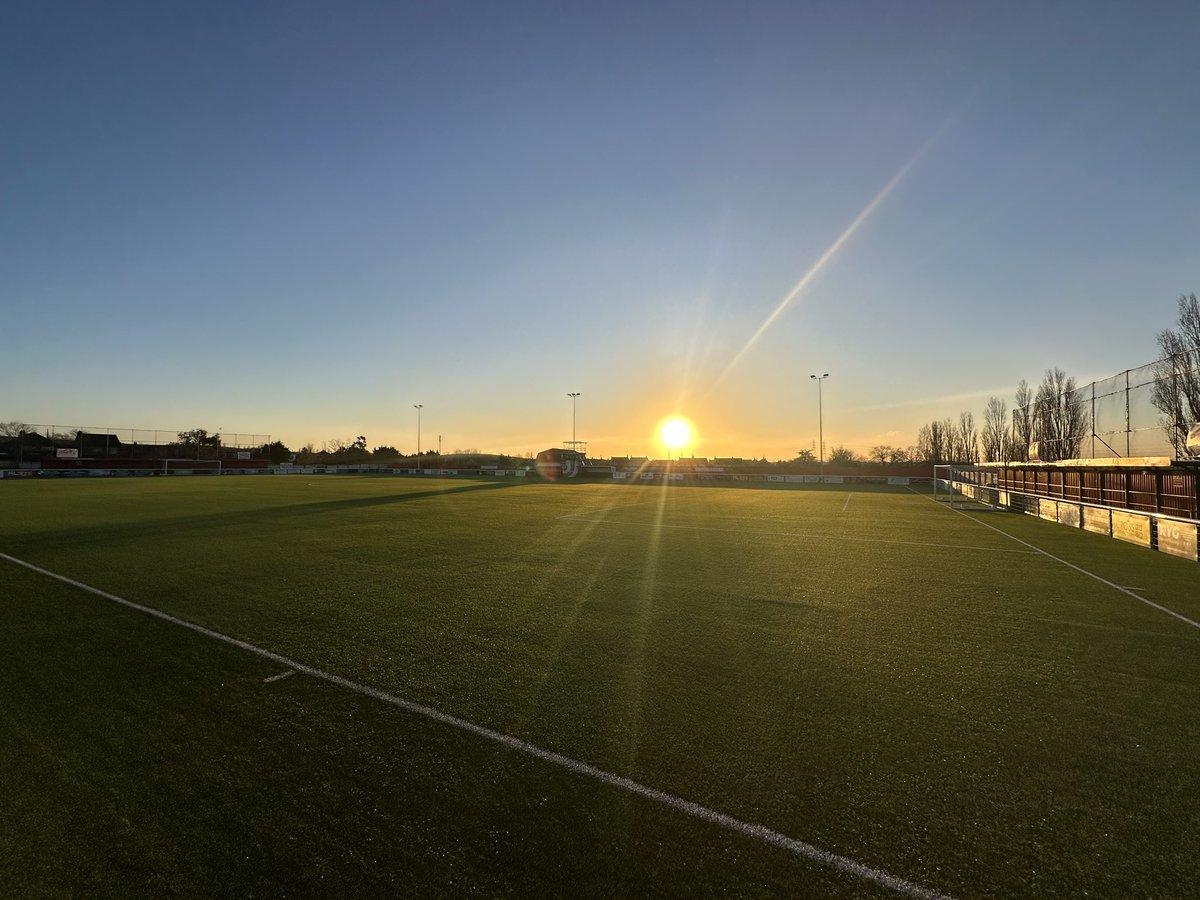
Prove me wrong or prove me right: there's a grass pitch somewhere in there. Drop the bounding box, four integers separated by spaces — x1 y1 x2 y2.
2 475 1199 898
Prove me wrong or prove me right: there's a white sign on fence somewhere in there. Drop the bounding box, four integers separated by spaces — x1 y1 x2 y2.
56 449 79 459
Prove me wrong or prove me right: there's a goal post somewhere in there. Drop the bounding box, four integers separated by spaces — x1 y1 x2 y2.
933 464 956 503
933 464 1004 511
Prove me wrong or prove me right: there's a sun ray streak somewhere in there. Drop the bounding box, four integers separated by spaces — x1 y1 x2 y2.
715 123 954 386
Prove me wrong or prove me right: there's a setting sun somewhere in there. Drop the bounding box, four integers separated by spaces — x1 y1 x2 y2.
658 416 693 450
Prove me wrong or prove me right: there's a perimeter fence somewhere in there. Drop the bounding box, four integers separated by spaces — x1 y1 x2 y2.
0 423 271 465
1014 345 1200 461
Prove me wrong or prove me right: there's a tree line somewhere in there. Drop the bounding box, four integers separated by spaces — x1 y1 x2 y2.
915 293 1198 465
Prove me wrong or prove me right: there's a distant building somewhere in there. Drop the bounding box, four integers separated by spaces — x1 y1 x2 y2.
535 448 586 479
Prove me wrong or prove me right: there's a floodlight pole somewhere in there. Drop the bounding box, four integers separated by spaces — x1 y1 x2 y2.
567 392 580 447
810 373 829 481
414 404 423 471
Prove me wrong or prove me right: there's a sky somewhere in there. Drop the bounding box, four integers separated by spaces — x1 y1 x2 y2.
3 0 1199 459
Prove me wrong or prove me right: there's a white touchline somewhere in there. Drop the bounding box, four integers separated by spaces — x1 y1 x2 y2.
556 515 1036 555
908 490 1200 632
842 494 852 514
1 550 952 900
264 670 295 683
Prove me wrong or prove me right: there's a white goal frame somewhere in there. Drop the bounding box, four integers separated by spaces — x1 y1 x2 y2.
933 464 1004 511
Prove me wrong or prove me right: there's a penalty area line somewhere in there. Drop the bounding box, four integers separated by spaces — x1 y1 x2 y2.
0 550 952 900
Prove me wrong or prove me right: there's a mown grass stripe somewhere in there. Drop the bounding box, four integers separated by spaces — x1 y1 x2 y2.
556 514 1037 554
0 549 954 900
910 490 1200 631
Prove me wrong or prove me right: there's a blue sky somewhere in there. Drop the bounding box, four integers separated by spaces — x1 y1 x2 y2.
3 1 1198 458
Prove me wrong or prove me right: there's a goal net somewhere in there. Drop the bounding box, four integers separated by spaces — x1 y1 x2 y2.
933 465 1004 511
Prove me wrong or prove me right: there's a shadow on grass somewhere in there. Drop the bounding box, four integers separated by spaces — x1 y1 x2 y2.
2 480 524 555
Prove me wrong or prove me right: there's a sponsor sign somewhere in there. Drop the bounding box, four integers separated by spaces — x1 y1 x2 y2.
1082 507 1111 535
56 448 79 459
887 477 910 486
1156 519 1198 561
1057 504 1081 528
1111 510 1151 547
237 451 251 460
823 476 844 484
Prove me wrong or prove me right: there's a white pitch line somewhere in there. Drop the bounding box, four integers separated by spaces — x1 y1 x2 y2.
264 670 295 683
908 490 1200 632
0 550 952 900
841 494 852 514
556 515 1036 555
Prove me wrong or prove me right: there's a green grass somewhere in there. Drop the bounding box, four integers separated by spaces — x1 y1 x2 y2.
2 475 1199 898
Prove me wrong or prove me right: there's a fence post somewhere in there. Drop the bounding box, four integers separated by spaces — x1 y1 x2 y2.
1125 369 1131 458
1090 382 1094 458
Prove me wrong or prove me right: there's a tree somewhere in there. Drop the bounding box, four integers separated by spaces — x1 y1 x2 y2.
176 428 221 458
1032 368 1087 461
1151 293 1200 456
981 397 1007 462
372 445 399 458
940 417 957 462
1012 379 1033 462
869 445 893 465
916 424 933 463
793 449 815 462
260 441 292 464
0 421 30 437
178 428 220 447
827 445 858 464
952 412 978 464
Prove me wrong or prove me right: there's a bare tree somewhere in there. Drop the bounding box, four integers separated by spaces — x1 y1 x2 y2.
1032 368 1087 461
0 421 30 437
955 411 979 464
981 397 1008 462
940 417 958 462
828 445 859 464
869 445 892 465
1151 293 1200 456
930 420 946 464
916 424 933 462
1012 379 1033 461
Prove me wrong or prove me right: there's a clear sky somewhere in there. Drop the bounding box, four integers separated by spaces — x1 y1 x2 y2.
4 1 1198 459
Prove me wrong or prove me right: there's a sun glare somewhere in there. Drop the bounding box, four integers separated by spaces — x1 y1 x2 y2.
658 417 693 450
